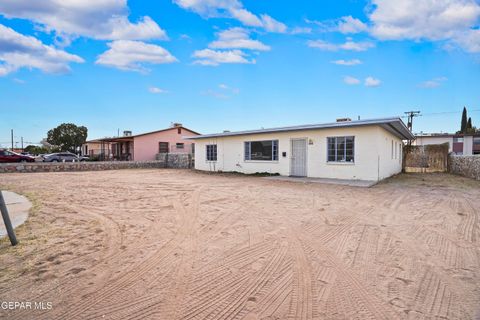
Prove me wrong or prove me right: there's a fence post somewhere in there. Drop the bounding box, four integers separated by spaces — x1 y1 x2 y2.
0 191 18 246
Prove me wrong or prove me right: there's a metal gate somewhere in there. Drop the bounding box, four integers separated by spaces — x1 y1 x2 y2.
290 138 307 177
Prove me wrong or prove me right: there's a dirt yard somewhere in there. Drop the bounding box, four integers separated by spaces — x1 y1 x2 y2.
0 170 479 319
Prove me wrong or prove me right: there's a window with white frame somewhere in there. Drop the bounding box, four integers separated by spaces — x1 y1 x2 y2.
206 144 217 161
327 136 354 162
244 140 278 161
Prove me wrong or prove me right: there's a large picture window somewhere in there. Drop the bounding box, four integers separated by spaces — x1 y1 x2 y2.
327 136 354 162
206 144 217 161
244 140 278 161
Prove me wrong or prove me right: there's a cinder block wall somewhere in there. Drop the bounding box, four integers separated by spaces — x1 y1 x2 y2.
449 155 480 180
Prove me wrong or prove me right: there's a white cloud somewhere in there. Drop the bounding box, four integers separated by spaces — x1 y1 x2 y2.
202 83 240 99
305 16 368 34
219 83 240 93
368 0 480 52
260 14 287 33
0 24 83 76
192 48 254 66
230 8 262 27
96 40 177 72
0 1 167 41
341 39 375 51
331 59 362 66
307 40 338 51
418 77 448 88
343 76 361 85
209 27 270 51
337 16 368 34
290 27 312 35
365 76 381 87
452 29 480 53
149 86 168 94
308 39 375 51
173 0 287 33
195 27 269 66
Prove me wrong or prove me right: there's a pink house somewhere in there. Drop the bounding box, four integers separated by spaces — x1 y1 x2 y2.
83 123 200 161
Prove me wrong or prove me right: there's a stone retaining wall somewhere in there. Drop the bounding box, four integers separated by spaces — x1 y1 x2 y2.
0 158 190 174
155 153 193 168
448 155 480 180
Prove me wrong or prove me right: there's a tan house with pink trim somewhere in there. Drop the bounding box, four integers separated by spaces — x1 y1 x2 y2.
82 123 200 161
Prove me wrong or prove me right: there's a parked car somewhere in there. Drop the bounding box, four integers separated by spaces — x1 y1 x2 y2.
42 152 86 162
0 149 35 163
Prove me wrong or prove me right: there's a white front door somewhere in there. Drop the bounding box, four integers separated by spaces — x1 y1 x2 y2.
290 138 307 177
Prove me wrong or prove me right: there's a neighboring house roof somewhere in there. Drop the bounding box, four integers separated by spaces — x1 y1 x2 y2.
187 117 415 140
85 126 200 143
415 133 480 138
83 139 107 144
132 126 200 138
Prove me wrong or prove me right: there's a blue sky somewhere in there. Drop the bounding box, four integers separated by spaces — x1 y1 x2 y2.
1 0 479 147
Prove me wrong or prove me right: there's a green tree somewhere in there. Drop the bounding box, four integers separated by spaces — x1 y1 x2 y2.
47 123 88 153
24 145 50 155
465 117 477 134
461 106 467 133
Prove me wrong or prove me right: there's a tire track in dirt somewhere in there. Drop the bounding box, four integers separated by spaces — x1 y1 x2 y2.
287 238 316 320
4 204 127 320
180 243 282 320
254 259 294 318
51 190 202 320
300 234 401 319
78 188 205 319
456 197 479 244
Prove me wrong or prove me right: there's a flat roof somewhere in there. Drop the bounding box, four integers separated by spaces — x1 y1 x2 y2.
415 133 480 138
187 117 415 140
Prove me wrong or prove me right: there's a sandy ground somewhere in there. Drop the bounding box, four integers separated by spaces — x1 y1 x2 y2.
0 169 479 320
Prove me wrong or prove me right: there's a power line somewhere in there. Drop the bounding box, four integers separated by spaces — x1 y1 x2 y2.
401 109 480 118
404 111 421 131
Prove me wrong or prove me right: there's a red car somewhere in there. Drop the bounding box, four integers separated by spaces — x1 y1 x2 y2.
0 149 35 163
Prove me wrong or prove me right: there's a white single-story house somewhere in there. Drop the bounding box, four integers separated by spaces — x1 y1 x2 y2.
187 117 414 182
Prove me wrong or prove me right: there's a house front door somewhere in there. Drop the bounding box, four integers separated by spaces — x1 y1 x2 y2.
290 138 307 177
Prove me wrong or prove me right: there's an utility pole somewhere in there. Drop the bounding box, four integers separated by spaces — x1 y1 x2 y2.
404 111 420 146
404 111 421 131
10 129 13 151
21 137 24 151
